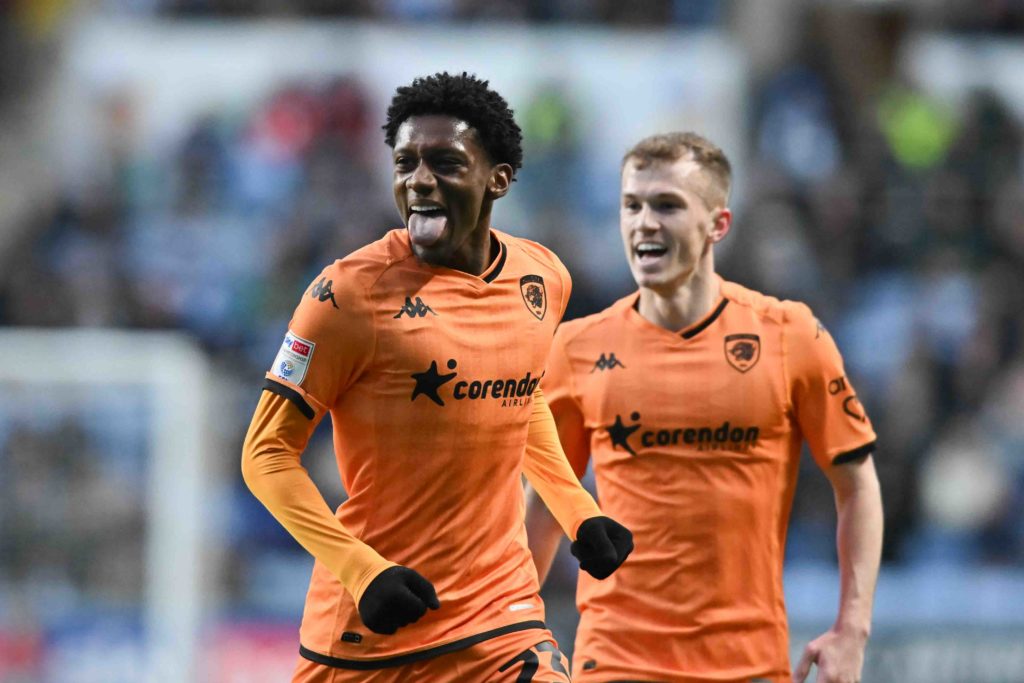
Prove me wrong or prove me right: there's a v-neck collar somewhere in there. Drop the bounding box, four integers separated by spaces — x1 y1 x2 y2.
623 287 729 343
394 228 508 289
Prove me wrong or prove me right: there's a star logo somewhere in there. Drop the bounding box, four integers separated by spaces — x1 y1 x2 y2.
606 412 641 456
410 359 458 406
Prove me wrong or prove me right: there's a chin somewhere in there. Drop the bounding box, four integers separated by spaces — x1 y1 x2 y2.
410 241 448 264
631 268 665 290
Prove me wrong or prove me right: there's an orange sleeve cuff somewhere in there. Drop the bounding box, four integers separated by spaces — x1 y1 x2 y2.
522 388 603 540
241 390 396 603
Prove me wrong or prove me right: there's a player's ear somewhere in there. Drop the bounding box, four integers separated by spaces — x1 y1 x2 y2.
487 163 513 200
709 207 732 244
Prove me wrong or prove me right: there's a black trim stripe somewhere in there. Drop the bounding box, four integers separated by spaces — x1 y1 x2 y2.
262 378 315 420
833 441 876 465
482 240 507 284
681 299 729 339
299 620 546 670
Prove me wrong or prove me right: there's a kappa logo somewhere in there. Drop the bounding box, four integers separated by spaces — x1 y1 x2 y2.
724 333 760 373
410 359 542 408
591 353 626 372
394 296 437 319
309 277 339 309
606 412 761 455
519 274 547 321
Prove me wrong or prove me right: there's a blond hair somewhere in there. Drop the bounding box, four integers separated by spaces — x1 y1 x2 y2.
622 132 732 207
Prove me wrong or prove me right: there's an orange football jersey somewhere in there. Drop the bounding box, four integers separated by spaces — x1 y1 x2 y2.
544 277 877 683
243 228 601 668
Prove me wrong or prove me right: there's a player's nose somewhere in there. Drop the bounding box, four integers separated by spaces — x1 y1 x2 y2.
634 209 659 233
406 160 436 194
636 204 659 230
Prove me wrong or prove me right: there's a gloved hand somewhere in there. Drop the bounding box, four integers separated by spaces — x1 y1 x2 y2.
571 516 634 580
357 566 440 634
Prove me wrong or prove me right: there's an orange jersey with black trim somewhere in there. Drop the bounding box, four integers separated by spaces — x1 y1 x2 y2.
243 228 601 665
544 278 877 683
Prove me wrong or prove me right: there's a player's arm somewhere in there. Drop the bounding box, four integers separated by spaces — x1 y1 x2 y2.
523 388 632 580
242 391 396 599
787 304 883 683
794 454 883 683
522 254 631 581
525 323 595 583
524 388 590 584
241 267 438 635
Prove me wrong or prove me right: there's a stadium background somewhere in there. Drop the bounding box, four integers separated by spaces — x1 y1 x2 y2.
2 1 1024 681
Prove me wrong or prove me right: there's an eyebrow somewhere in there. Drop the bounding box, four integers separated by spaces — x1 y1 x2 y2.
621 189 687 200
393 143 469 156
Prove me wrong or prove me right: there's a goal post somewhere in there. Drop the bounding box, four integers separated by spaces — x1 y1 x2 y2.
0 329 213 683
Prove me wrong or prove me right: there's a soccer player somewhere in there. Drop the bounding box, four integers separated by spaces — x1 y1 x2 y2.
241 72 633 683
525 132 883 683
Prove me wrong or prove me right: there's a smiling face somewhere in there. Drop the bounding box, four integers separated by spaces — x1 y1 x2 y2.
392 114 511 270
620 156 731 294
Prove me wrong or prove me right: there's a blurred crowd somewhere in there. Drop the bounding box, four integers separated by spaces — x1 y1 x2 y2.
2 0 1024 636
107 0 725 25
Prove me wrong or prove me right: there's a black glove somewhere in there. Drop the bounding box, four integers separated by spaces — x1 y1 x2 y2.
571 516 634 580
357 566 440 635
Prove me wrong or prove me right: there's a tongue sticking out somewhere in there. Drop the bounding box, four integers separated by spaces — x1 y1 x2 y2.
408 213 447 247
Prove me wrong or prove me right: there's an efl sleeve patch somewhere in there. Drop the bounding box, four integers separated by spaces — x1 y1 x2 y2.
271 330 315 386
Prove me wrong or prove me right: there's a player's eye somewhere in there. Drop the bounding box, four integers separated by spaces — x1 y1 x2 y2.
394 156 415 170
435 157 463 172
622 200 640 212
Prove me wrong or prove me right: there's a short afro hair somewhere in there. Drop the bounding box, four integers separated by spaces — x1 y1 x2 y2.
384 72 523 176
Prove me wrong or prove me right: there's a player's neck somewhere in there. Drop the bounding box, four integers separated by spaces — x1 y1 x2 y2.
443 220 495 276
637 265 720 333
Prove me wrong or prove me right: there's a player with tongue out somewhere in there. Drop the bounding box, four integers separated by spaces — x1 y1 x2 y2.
392 87 515 277
243 72 633 683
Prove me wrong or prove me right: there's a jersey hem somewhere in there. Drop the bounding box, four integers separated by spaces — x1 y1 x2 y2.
299 620 547 670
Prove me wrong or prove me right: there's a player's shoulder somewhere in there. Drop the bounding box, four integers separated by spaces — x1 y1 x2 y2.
555 294 636 348
500 230 569 280
320 229 409 290
720 279 814 326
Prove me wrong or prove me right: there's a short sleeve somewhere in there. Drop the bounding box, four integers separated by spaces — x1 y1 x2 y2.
555 257 573 323
265 263 376 418
786 302 876 469
542 324 591 478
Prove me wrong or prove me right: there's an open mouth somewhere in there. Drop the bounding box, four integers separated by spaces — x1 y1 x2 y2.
408 204 448 247
634 241 668 265
410 206 446 219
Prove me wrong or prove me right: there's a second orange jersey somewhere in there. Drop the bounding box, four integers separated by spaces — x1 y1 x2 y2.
544 278 877 682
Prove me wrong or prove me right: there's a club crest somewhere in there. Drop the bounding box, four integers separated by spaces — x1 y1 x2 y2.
724 333 760 373
520 274 547 321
